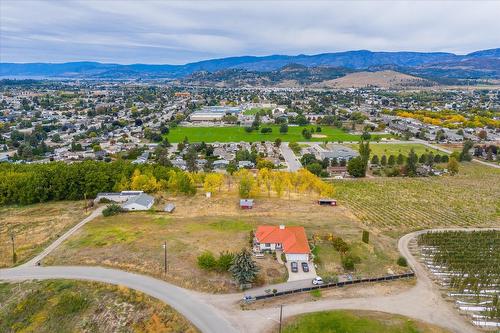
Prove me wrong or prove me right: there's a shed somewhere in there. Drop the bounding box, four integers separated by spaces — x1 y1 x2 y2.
164 203 176 213
240 199 254 209
318 198 337 206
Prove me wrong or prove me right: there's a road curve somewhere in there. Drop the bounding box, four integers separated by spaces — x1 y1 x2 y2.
0 265 238 333
2 224 499 333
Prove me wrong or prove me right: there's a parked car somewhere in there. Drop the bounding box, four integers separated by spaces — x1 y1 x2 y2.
291 262 298 273
301 262 309 272
312 276 324 285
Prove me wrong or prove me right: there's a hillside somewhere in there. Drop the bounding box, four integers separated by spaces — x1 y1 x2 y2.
1 48 499 82
310 70 434 88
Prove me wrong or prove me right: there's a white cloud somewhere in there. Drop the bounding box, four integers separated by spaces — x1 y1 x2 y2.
0 0 498 63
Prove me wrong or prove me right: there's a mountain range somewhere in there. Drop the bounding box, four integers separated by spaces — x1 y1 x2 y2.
1 48 499 85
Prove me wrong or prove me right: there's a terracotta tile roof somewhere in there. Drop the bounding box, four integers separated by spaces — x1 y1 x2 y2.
255 225 310 254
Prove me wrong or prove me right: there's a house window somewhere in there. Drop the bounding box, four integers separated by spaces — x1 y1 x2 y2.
265 243 271 247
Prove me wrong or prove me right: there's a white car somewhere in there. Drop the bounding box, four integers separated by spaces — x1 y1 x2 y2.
312 277 324 285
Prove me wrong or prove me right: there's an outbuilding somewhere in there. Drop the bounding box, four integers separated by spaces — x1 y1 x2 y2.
240 199 254 209
318 198 337 206
164 203 176 213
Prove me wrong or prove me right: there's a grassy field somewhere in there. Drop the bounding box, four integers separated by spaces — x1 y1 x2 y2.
345 143 444 157
0 201 89 267
0 280 197 333
242 107 272 115
165 125 363 143
280 310 450 333
334 163 500 236
46 192 400 292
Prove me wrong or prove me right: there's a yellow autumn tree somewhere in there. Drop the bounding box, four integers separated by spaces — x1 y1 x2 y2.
235 169 257 198
258 168 273 197
130 169 158 192
203 173 224 194
272 171 286 198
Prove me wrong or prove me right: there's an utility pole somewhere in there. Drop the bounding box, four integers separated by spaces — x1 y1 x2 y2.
9 230 16 264
279 304 283 333
84 193 87 213
163 241 167 275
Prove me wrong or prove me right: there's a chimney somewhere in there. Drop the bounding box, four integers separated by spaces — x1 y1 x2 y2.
279 225 285 230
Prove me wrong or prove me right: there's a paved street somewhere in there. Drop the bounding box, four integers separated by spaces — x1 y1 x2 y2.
280 142 302 171
1 204 496 333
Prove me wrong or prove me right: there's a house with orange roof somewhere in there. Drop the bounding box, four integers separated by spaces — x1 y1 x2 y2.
254 225 310 262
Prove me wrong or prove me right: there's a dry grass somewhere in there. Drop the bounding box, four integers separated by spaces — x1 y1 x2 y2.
244 279 415 310
0 201 89 267
0 280 197 333
46 192 400 293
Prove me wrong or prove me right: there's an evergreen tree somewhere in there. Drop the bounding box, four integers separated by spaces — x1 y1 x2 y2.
396 153 405 165
406 149 418 176
229 248 259 285
388 155 395 166
380 155 387 166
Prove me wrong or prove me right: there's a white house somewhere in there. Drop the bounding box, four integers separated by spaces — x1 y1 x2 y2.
121 193 154 211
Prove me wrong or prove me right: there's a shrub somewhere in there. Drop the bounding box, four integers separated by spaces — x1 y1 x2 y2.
397 256 408 267
197 251 217 270
331 237 349 254
248 230 255 247
216 251 235 272
310 289 321 298
102 204 123 217
341 253 360 271
98 197 112 204
280 252 287 263
324 275 339 284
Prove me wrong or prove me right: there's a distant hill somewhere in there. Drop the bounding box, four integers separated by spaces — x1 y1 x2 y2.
1 48 499 83
310 70 434 89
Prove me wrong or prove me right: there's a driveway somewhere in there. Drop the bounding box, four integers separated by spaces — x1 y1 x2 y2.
286 260 317 282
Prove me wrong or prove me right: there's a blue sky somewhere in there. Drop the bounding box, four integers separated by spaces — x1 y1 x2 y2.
1 0 499 64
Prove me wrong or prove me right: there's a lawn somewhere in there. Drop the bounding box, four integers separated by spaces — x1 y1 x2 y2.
45 192 400 293
165 125 363 143
334 163 500 236
0 280 197 333
242 107 272 115
0 201 89 267
281 310 450 333
312 238 399 279
345 143 444 158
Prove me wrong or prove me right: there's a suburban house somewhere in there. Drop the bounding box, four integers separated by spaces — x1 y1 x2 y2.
121 193 155 211
255 225 310 262
95 190 154 211
95 190 144 203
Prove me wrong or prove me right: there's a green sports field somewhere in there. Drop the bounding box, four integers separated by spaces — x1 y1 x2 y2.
165 125 370 143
